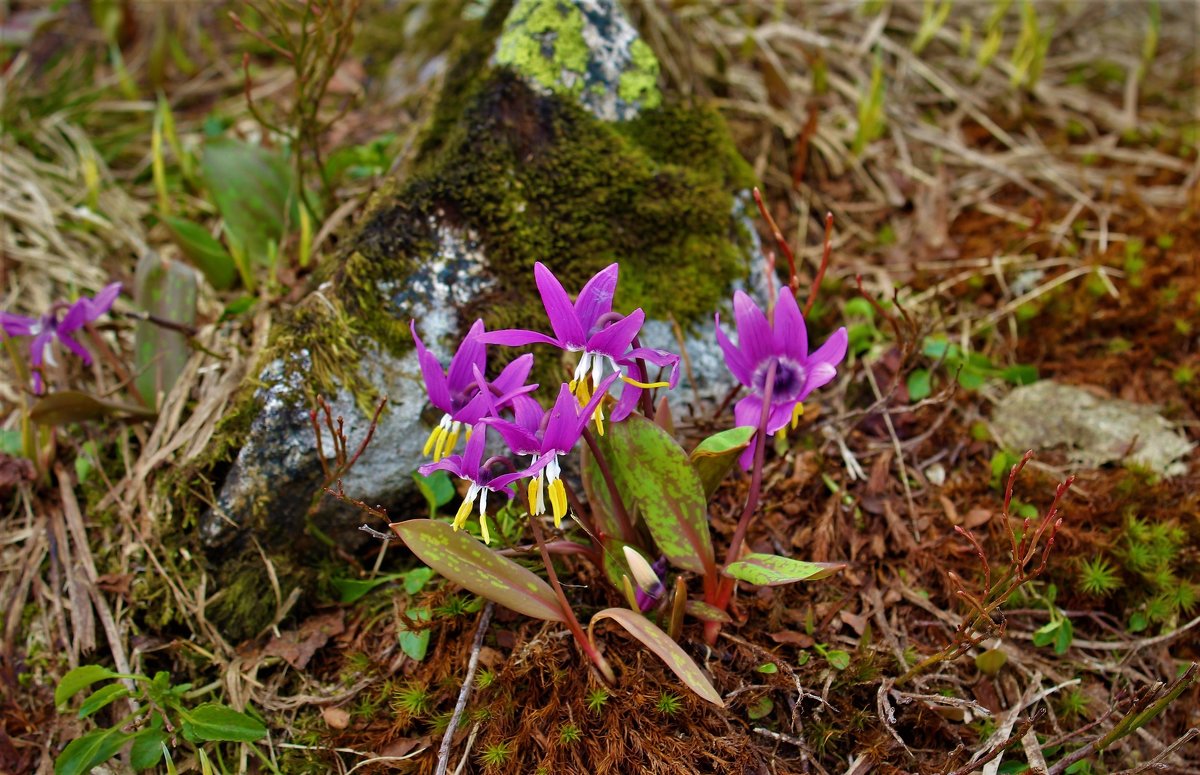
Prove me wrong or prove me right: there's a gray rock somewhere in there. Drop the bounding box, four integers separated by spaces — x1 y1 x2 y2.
992 380 1194 477
198 0 762 572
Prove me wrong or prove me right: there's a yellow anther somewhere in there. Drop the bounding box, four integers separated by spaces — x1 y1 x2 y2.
422 425 442 457
620 375 671 390
790 402 805 430
452 497 473 530
479 513 491 544
444 428 461 457
528 476 541 515
593 404 605 436
548 478 568 527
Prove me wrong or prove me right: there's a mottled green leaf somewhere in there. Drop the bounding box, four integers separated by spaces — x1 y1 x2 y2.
684 599 731 623
181 703 266 743
723 553 845 586
55 664 120 706
135 252 197 408
31 391 157 426
590 607 723 706
199 138 296 265
689 426 755 498
580 441 624 542
162 216 236 290
54 727 133 775
602 414 713 575
390 519 565 622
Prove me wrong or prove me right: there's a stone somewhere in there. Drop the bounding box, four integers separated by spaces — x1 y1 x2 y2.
182 0 767 638
992 380 1194 477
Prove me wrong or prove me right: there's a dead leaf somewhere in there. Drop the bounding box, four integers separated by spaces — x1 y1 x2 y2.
379 735 430 758
964 507 992 530
321 706 350 730
264 610 345 669
770 630 815 648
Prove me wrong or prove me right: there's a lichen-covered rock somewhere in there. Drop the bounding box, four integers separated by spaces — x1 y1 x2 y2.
993 380 1194 477
182 0 763 639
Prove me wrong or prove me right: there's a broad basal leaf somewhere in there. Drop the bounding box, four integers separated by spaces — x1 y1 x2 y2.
689 426 755 498
589 607 723 707
723 553 845 586
134 252 197 408
603 414 713 576
31 391 157 425
390 519 565 622
181 703 267 743
684 599 731 624
55 664 121 706
54 727 133 775
199 138 296 265
162 216 236 290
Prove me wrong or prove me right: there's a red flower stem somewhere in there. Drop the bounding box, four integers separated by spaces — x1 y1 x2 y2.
803 212 834 317
581 426 636 544
629 335 656 421
705 360 776 645
527 506 615 683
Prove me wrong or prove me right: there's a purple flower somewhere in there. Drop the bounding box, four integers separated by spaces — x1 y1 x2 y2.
411 319 536 461
623 547 669 612
417 425 525 544
1 282 121 394
715 287 848 469
477 262 677 424
483 375 617 526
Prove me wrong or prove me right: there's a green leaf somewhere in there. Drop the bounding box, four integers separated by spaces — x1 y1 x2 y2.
414 469 456 515
31 391 157 426
404 566 434 595
77 683 129 718
580 441 623 542
1001 364 1039 385
219 296 256 321
0 429 22 456
957 368 987 391
54 727 133 775
589 608 723 706
330 573 408 604
199 138 296 265
129 727 168 771
56 665 120 706
1054 617 1074 654
756 662 778 674
162 216 237 290
134 252 198 408
747 695 774 720
390 519 565 622
601 414 713 575
689 426 755 498
823 649 851 670
723 554 845 586
181 703 267 742
906 368 932 400
398 606 431 661
1032 619 1060 648
974 648 1007 676
684 599 732 623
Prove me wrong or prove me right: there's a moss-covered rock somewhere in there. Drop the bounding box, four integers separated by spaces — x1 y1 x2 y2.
180 0 761 640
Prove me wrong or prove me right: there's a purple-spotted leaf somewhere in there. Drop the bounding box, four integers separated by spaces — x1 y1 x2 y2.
689 426 755 498
590 607 723 706
602 414 713 576
684 599 732 624
724 554 846 587
580 442 624 542
390 519 565 622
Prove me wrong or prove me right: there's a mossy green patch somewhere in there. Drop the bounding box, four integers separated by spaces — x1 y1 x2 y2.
495 0 590 99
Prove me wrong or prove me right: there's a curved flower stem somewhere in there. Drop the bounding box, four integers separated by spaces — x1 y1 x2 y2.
630 335 656 420
527 507 616 684
581 427 636 544
705 360 776 645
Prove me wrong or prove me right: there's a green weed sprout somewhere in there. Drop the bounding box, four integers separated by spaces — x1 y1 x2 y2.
53 665 266 775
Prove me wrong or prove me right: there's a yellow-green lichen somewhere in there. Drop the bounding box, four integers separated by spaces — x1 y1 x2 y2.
495 0 590 99
618 38 662 108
